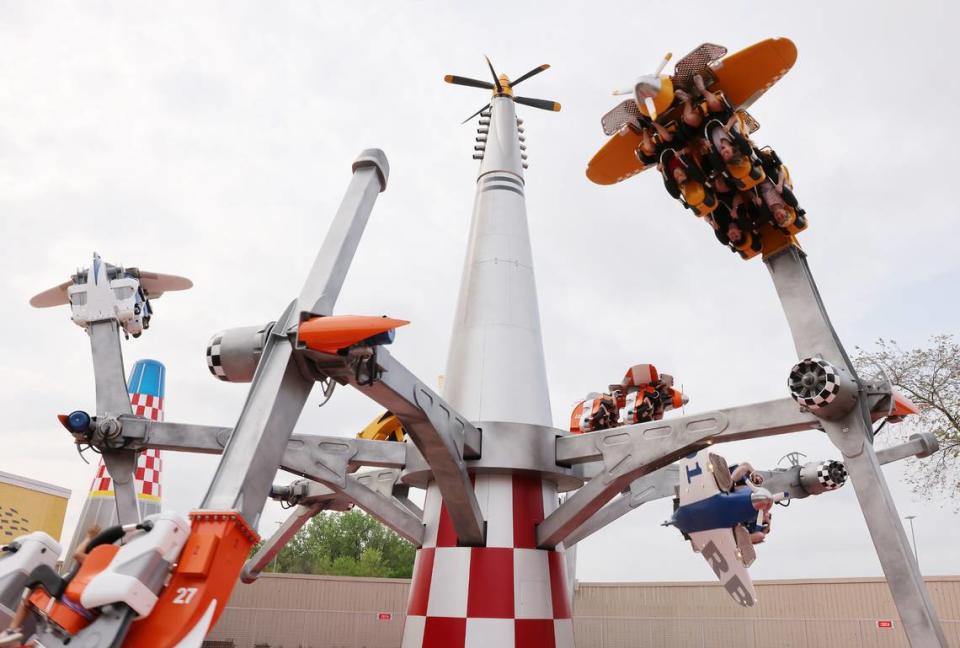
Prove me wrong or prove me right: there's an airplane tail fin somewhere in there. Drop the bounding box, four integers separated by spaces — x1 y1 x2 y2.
66 360 165 565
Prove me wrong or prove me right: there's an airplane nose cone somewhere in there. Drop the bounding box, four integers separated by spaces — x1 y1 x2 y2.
634 76 662 99
751 488 774 512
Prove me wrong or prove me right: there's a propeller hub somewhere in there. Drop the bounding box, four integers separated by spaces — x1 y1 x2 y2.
497 74 513 97
634 76 662 100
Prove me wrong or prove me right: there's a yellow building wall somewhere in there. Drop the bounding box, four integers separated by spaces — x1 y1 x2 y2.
0 482 69 542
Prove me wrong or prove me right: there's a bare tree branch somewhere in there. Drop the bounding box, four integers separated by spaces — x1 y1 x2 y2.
854 335 960 506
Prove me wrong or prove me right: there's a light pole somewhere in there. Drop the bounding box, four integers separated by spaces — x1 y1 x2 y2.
905 515 919 566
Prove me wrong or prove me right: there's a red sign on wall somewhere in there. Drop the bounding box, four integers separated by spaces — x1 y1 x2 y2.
377 612 392 621
877 620 894 629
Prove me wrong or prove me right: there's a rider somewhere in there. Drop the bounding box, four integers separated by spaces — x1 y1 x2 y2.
754 147 806 231
635 118 677 167
661 150 717 217
727 463 773 544
674 74 732 142
0 526 101 646
705 119 765 192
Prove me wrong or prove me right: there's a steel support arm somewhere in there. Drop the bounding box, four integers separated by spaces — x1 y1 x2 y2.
89 321 139 525
116 418 408 473
876 432 939 464
200 150 389 528
564 466 678 548
766 245 947 647
544 397 844 549
326 347 485 546
116 418 417 542
562 425 940 551
115 418 231 454
556 398 819 467
241 502 331 583
339 469 424 545
282 468 424 546
241 468 423 583
541 408 728 548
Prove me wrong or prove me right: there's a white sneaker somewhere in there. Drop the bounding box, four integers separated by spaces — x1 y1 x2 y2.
0 628 24 647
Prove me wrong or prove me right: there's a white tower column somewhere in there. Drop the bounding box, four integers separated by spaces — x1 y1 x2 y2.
401 96 573 648
443 96 551 426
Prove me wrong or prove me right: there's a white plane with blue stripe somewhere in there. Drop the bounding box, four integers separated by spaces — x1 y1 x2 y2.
668 448 788 607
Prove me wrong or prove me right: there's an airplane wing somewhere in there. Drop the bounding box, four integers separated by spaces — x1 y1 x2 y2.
587 38 796 187
688 527 757 607
677 448 721 506
601 99 643 136
137 271 193 298
29 280 73 308
671 43 728 89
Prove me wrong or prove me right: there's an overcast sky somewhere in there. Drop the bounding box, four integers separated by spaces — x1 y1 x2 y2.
1 2 958 584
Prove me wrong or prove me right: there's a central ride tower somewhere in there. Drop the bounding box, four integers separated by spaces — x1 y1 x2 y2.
402 68 574 648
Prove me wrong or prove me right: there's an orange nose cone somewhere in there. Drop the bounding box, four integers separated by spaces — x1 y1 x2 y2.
671 389 684 410
890 389 920 418
298 315 410 354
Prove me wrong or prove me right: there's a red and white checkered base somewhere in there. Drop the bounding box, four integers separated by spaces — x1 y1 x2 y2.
402 474 574 648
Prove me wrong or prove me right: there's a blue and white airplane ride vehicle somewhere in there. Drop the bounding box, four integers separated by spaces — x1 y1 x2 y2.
668 448 790 607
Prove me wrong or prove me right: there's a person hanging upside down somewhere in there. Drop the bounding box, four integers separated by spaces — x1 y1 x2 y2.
708 191 761 257
754 147 807 232
660 150 717 217
635 118 677 167
674 74 735 141
730 462 764 487
745 509 772 545
705 120 765 192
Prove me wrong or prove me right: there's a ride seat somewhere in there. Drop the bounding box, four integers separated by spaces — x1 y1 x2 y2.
27 545 119 636
776 207 807 236
726 156 765 191
680 181 717 217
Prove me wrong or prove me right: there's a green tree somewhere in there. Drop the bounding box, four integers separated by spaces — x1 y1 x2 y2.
853 335 959 501
253 510 416 578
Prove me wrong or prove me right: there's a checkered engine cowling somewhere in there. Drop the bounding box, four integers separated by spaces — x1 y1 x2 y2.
206 333 228 381
205 324 270 383
799 459 847 495
788 357 843 410
817 460 847 490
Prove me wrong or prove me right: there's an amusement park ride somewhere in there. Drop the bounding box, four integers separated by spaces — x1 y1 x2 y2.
0 37 950 648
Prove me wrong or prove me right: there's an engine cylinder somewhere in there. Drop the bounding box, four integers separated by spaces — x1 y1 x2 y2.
206 323 273 382
787 357 858 419
799 460 847 494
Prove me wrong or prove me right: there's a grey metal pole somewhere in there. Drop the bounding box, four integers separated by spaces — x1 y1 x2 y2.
88 320 140 526
766 246 947 647
906 515 918 565
201 150 389 528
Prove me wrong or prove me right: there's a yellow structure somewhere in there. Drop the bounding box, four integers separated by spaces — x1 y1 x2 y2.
357 411 406 442
0 471 71 541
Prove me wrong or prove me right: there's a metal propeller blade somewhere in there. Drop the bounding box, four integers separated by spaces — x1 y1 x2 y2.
514 96 561 112
30 280 72 308
484 55 503 93
444 75 494 90
510 64 550 88
461 103 491 124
